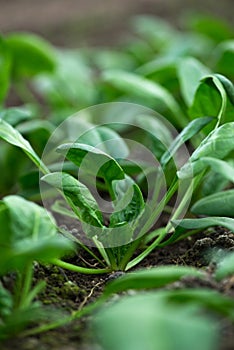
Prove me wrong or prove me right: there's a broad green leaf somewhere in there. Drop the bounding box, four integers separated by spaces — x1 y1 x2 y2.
164 289 234 319
102 70 187 128
0 195 74 274
34 50 97 110
191 189 234 217
110 176 144 227
57 143 125 185
186 14 233 43
41 172 103 228
171 217 234 235
177 57 210 106
0 36 11 103
0 107 33 126
0 119 49 174
215 74 234 105
215 253 234 281
214 41 234 78
189 75 227 124
178 122 234 179
104 266 203 296
94 292 218 350
6 32 56 78
161 117 214 167
77 125 129 159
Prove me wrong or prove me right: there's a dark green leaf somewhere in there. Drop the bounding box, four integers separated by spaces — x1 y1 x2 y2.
6 32 56 78
104 266 203 296
191 189 234 217
0 36 11 102
0 195 74 274
161 117 214 167
110 176 144 227
57 143 125 185
177 57 210 106
41 172 103 228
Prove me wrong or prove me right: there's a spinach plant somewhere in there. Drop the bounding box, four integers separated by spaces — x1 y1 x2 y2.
0 195 74 339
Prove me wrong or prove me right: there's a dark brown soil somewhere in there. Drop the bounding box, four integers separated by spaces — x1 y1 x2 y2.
2 224 234 350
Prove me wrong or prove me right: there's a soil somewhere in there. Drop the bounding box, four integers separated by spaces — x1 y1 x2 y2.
1 223 234 350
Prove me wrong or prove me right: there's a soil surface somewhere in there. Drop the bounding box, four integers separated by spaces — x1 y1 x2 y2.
1 223 234 350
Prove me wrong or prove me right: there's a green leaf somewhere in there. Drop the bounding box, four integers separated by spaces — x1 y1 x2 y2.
191 189 234 217
41 172 103 228
171 217 234 235
77 125 129 159
187 14 233 43
0 195 74 274
215 253 234 281
104 266 203 296
0 107 33 126
102 70 187 128
214 41 234 78
178 122 234 179
94 292 218 350
177 57 210 106
161 117 214 167
6 32 56 78
215 73 234 106
0 119 49 174
110 176 144 227
57 143 125 185
189 75 227 124
0 36 11 103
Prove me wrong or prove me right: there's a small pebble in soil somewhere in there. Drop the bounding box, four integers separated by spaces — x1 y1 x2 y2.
106 271 125 281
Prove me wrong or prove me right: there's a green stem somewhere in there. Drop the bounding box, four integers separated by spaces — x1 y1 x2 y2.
21 293 107 337
119 238 141 271
51 258 111 275
19 264 33 309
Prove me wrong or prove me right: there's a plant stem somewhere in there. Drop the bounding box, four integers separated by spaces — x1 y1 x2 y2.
51 258 111 274
19 264 33 309
20 293 107 336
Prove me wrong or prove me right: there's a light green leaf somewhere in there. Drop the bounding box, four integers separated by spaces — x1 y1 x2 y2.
77 125 129 159
6 32 56 78
171 217 234 234
0 119 49 174
0 107 33 126
102 70 187 128
191 189 234 217
215 253 234 281
177 57 210 106
41 172 103 228
178 122 234 179
94 292 218 350
57 143 125 185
